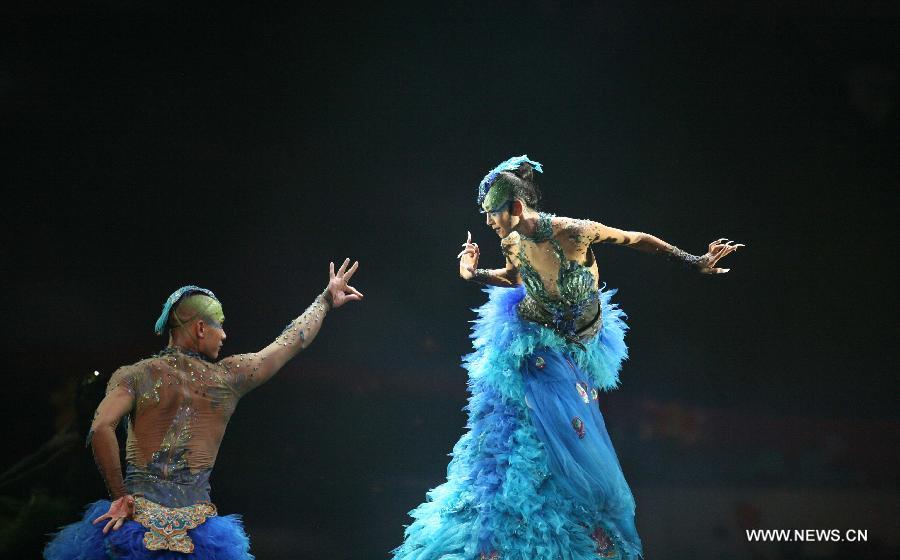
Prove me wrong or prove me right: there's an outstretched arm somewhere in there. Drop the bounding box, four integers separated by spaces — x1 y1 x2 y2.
457 231 519 287
220 259 363 395
568 218 742 274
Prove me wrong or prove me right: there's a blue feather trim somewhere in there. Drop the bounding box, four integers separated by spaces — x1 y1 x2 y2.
393 285 640 560
44 500 254 560
466 284 628 402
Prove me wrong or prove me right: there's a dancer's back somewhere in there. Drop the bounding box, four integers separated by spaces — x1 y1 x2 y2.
108 348 264 507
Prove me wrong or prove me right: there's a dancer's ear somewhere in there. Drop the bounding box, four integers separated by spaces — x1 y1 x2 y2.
510 199 525 217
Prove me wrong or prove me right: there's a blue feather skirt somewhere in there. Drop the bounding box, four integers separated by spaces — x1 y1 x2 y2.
44 500 253 560
394 285 641 560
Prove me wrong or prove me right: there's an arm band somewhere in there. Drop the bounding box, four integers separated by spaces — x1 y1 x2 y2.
666 246 704 270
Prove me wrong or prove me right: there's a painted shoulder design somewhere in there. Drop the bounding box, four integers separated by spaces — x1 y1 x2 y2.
500 231 521 259
500 231 521 247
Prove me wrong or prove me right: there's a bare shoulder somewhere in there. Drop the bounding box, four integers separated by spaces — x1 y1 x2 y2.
552 216 595 241
106 360 154 395
113 359 155 378
500 231 521 259
133 356 164 370
218 352 263 396
500 231 521 248
551 215 586 232
217 352 253 371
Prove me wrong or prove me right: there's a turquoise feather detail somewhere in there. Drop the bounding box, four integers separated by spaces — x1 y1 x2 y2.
394 285 639 560
153 285 217 336
477 155 544 206
467 285 628 401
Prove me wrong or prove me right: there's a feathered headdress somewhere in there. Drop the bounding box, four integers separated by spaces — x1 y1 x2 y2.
154 285 218 335
476 155 543 207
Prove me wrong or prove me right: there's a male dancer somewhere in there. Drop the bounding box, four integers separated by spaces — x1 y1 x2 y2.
45 259 362 559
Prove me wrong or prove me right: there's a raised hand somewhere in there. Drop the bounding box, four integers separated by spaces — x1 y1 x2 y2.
92 494 134 534
698 238 744 274
457 231 480 280
327 258 364 308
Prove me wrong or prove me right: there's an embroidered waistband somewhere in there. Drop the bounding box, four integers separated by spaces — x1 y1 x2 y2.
133 496 218 553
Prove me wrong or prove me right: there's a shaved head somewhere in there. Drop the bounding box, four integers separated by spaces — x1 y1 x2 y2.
170 294 224 331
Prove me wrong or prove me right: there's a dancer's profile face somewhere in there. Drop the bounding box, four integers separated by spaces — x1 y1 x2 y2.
484 204 517 238
197 319 227 360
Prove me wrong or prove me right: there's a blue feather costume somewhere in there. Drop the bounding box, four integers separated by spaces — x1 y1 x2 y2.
44 500 252 560
393 284 641 560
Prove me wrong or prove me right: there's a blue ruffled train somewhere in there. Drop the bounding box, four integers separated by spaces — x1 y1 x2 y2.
394 285 641 560
44 500 253 560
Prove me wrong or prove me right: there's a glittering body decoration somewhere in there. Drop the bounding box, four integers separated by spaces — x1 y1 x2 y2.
88 292 332 509
515 213 602 343
667 246 705 269
133 496 217 553
110 348 248 507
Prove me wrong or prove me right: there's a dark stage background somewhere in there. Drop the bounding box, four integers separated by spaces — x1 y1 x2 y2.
2 2 898 559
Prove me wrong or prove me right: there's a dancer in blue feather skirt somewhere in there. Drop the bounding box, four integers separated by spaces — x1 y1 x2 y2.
44 260 363 559
393 156 742 560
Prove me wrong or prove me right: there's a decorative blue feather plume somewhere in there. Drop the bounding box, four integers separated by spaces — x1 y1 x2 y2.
153 285 217 335
476 154 544 205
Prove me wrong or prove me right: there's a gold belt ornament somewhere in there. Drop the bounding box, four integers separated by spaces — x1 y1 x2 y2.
132 496 218 553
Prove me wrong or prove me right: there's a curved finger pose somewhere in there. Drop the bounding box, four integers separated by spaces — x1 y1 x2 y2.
44 260 363 560
394 156 741 560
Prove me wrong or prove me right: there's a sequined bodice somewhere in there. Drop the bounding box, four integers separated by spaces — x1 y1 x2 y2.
516 213 602 341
